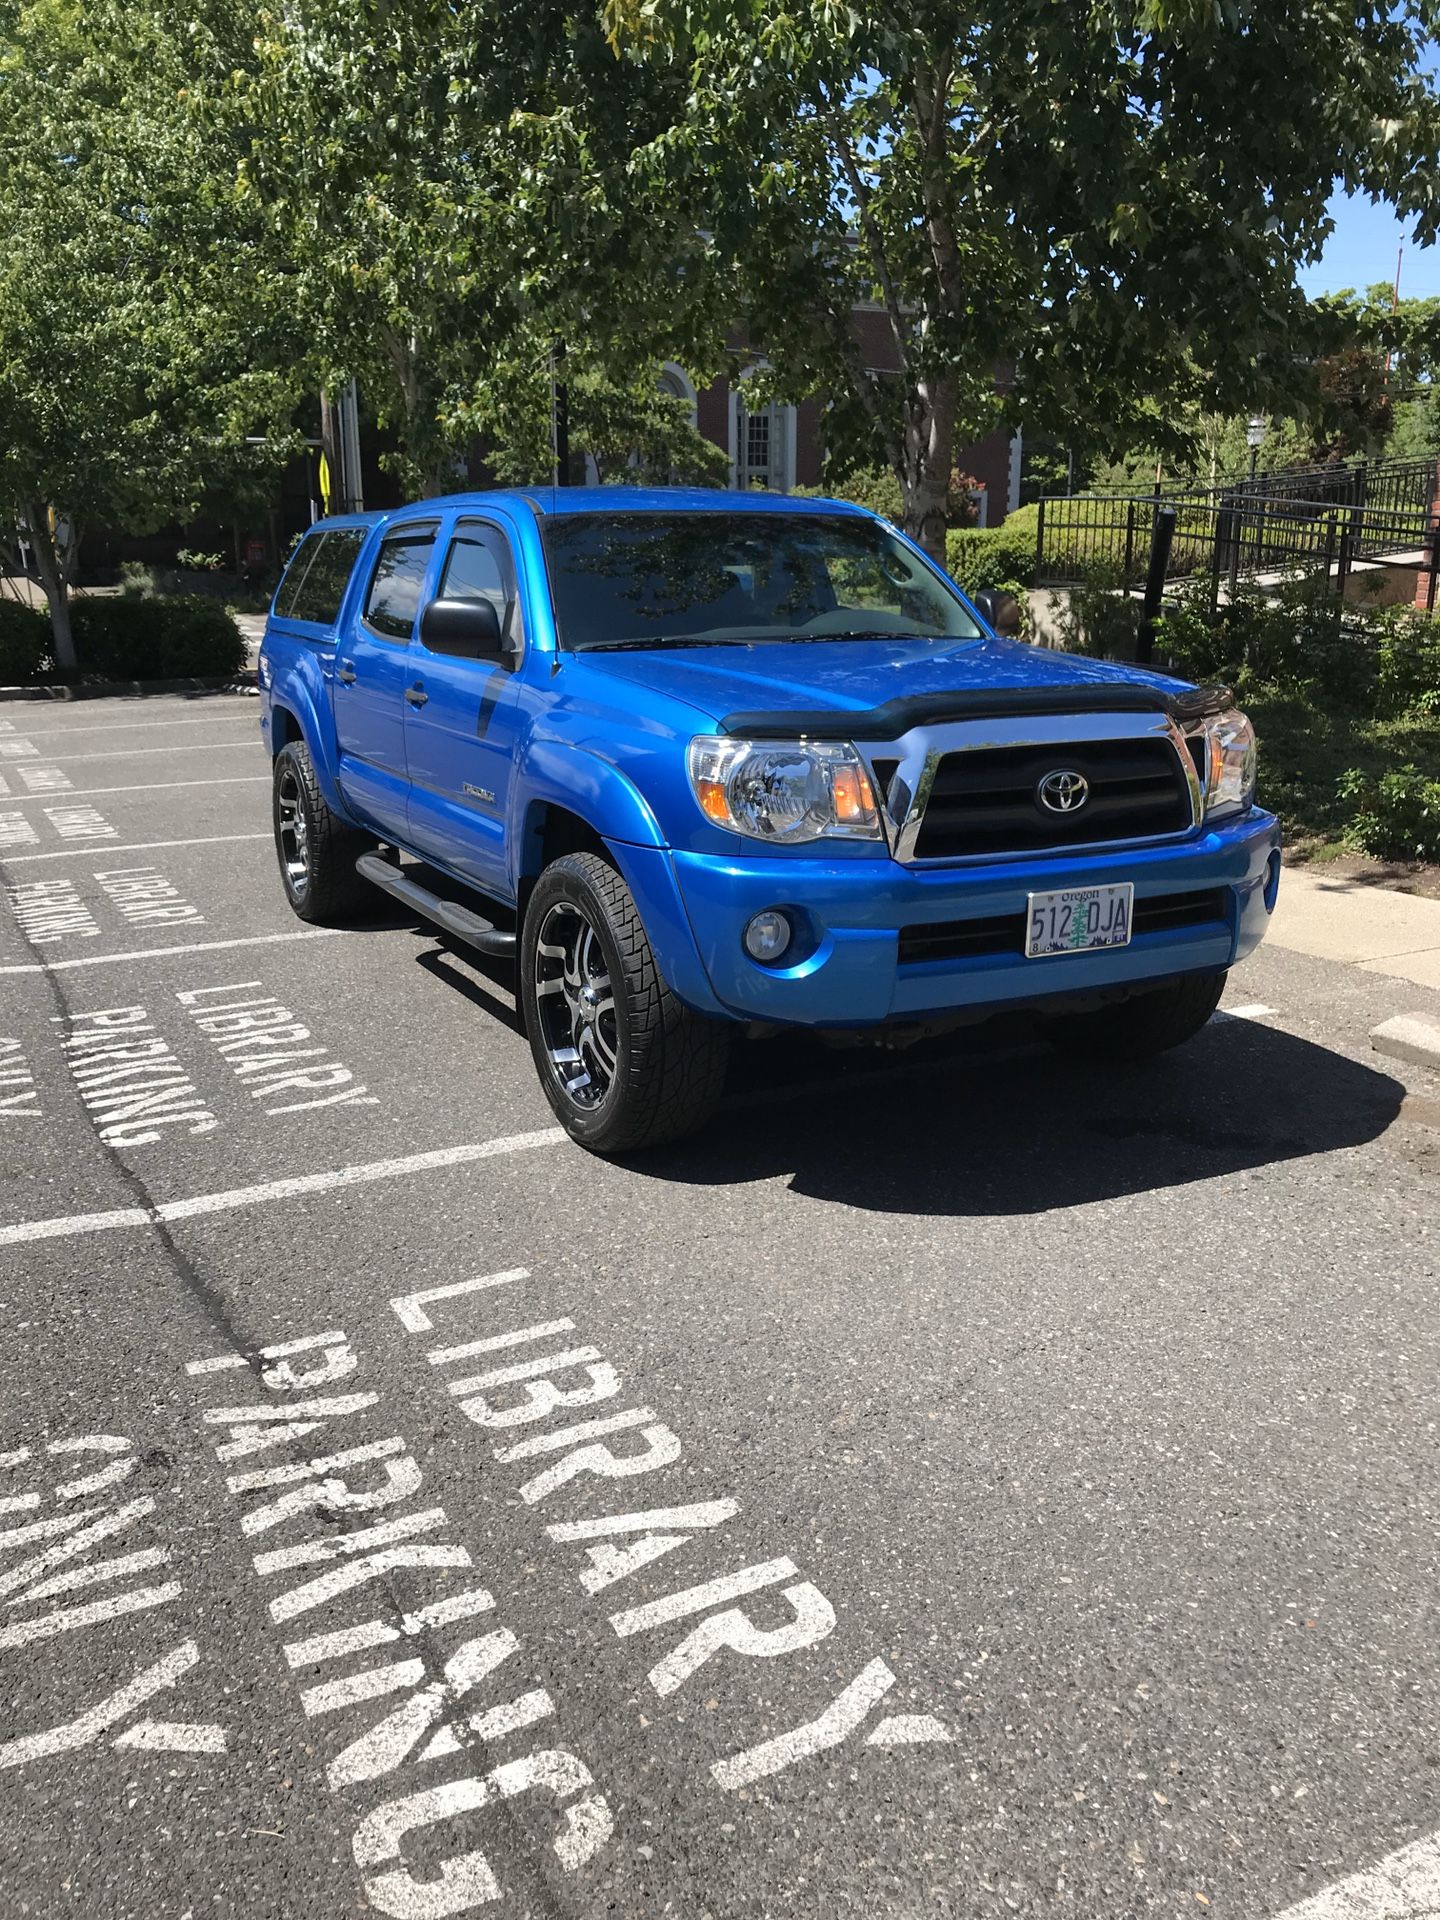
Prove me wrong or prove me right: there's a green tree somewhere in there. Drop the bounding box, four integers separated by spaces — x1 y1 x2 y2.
483 366 730 486
230 0 732 497
609 0 1440 560
0 0 302 672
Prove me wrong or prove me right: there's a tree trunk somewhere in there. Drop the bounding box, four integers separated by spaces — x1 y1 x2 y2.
23 502 77 675
900 370 959 568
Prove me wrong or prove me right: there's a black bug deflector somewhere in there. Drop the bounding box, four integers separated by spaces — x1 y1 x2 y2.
720 683 1234 742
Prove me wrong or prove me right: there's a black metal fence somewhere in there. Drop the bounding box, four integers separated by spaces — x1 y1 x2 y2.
1035 453 1440 606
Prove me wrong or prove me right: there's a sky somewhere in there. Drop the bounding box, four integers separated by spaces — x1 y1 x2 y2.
1299 189 1440 302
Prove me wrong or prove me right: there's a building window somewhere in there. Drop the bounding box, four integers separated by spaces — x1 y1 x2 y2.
744 408 771 485
731 367 795 492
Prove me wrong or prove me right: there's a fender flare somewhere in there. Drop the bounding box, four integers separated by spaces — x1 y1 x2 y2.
513 736 667 861
268 680 357 824
512 738 726 1019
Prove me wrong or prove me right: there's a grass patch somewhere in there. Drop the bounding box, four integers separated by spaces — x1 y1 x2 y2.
1248 691 1440 854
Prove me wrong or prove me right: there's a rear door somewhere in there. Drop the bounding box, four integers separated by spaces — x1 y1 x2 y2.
333 519 439 840
404 516 525 898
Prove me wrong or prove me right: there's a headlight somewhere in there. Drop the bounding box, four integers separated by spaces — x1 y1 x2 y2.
1200 708 1257 821
687 736 882 843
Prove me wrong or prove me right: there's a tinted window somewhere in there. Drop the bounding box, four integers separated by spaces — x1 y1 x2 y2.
542 513 981 651
289 528 366 624
364 527 437 641
273 533 322 620
437 524 520 645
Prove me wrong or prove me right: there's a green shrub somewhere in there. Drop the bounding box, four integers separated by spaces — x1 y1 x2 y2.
1152 581 1397 710
1338 764 1440 861
0 600 50 682
946 505 1038 598
1372 610 1440 719
794 467 905 525
68 595 245 681
797 464 995 529
1051 560 1146 659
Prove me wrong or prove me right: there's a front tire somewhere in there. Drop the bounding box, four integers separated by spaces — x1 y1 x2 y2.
1044 968 1227 1060
520 852 731 1154
272 740 371 924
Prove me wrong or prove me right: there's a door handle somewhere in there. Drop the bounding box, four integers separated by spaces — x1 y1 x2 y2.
336 660 357 684
406 681 428 708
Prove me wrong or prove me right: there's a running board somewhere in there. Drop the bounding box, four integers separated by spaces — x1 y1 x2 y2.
356 851 517 958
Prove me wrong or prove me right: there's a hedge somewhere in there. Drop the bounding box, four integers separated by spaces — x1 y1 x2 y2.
0 594 246 684
945 505 1039 596
0 601 49 682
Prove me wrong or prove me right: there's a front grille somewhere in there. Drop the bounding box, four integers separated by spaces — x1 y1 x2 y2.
910 738 1193 859
897 887 1228 967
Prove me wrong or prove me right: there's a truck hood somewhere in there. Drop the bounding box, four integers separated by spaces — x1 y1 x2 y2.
573 634 1191 734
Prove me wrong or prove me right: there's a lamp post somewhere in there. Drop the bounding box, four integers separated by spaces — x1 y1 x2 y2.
1246 414 1267 482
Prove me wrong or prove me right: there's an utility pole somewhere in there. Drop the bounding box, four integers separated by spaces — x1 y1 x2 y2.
318 382 365 514
338 381 363 512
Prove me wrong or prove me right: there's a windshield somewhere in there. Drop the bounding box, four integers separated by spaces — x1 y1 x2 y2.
543 511 984 651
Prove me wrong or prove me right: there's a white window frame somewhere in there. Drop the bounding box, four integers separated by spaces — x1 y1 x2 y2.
658 362 699 428
727 363 796 493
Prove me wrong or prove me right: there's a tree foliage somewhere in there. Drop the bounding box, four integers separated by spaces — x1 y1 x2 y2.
0 0 303 668
607 0 1440 556
229 0 733 494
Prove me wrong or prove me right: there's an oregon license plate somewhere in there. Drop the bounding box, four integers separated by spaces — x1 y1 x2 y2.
1026 883 1134 958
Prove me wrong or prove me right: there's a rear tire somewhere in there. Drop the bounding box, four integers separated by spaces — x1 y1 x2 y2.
520 852 731 1154
272 740 371 924
1044 968 1227 1060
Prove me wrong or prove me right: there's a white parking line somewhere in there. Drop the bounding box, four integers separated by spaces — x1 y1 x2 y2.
0 776 269 802
7 715 258 738
2 833 270 866
0 1129 564 1246
41 743 259 764
1271 1830 1440 1918
0 929 346 975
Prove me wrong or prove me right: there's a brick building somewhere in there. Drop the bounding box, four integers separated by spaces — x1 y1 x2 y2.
664 313 1021 525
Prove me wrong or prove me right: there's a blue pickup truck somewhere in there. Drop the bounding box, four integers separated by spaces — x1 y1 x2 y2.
259 488 1279 1152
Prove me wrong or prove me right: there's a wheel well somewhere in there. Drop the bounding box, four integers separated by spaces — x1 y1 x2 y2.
270 704 297 756
518 804 608 917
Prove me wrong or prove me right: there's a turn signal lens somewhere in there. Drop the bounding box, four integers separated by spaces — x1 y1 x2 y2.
832 762 877 824
696 779 731 825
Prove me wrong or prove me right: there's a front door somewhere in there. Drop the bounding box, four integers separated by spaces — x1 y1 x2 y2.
333 520 438 840
404 517 525 899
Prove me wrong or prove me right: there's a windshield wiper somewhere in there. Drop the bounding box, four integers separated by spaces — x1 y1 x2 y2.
575 636 755 653
752 628 948 644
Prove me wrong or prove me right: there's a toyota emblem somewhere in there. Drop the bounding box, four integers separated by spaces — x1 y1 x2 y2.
1037 769 1090 814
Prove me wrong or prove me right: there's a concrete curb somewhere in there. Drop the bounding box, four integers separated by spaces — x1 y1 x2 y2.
0 672 257 703
1371 1014 1440 1069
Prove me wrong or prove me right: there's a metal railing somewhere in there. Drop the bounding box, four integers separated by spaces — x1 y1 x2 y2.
1036 464 1440 599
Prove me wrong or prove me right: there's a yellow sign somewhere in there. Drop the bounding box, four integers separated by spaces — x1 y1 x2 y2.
318 451 332 516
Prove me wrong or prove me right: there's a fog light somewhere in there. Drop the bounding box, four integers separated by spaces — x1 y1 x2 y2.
744 910 792 963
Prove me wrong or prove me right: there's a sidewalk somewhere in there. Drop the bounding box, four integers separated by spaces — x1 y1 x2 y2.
235 612 264 671
1269 865 1440 990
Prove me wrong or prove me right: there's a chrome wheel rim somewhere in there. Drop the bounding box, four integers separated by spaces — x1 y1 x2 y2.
276 767 309 893
533 903 618 1110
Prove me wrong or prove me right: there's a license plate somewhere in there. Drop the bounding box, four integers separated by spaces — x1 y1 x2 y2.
1026 883 1134 958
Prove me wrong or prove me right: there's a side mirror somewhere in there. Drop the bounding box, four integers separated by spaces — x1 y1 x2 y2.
419 596 510 661
971 587 1023 638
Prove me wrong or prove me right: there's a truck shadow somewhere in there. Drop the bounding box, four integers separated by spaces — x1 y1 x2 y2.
639 1015 1407 1215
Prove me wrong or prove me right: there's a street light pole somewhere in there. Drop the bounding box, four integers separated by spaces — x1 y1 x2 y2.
1246 414 1266 484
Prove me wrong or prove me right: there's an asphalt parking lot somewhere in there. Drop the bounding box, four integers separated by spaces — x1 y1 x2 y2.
1 689 1438 1919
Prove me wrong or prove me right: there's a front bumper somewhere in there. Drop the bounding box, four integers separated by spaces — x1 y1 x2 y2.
664 810 1281 1027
